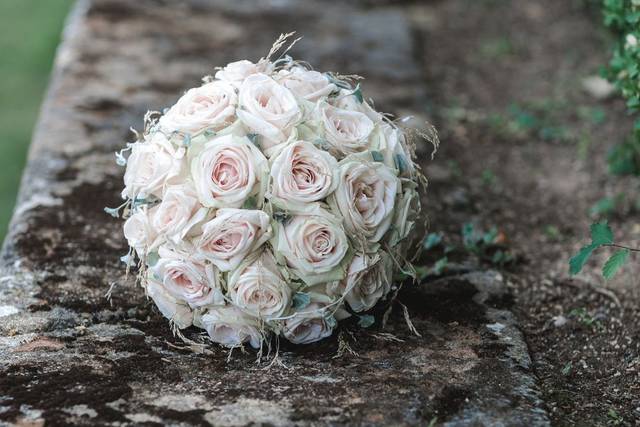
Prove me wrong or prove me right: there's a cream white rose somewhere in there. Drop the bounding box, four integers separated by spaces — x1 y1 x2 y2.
330 155 399 244
196 208 272 271
159 81 237 135
388 184 419 247
237 73 302 156
123 207 155 256
318 103 374 156
277 67 336 102
200 306 263 348
273 207 350 285
331 88 383 122
148 183 208 250
215 60 273 87
152 247 224 309
282 294 336 344
122 132 185 199
146 278 193 329
373 123 416 178
269 140 339 209
191 134 268 208
228 250 292 320
340 252 393 312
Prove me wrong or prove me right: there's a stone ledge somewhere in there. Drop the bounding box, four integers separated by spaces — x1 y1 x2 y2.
0 0 549 425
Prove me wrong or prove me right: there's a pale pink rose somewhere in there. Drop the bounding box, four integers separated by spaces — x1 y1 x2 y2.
339 252 392 312
273 207 350 285
123 208 156 256
200 306 263 348
330 156 400 244
282 299 335 344
152 247 224 309
146 278 193 329
196 208 272 271
148 183 208 250
277 67 336 102
227 250 292 320
269 140 339 209
318 103 374 156
373 123 416 178
215 60 273 87
122 133 185 199
237 73 302 156
331 88 383 122
191 134 268 208
159 81 237 135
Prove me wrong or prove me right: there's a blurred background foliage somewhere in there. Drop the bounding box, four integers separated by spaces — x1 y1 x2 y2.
0 0 73 243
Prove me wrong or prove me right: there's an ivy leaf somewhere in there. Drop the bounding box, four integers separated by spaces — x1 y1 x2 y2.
590 222 613 246
147 251 160 267
104 206 120 218
352 84 364 103
358 314 375 328
292 292 311 310
370 150 384 162
569 244 597 275
242 196 257 210
602 249 630 279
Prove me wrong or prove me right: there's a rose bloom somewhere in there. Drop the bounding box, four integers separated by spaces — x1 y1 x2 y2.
147 183 208 250
122 132 185 199
236 73 302 156
273 207 350 286
269 140 338 210
388 184 419 247
227 250 292 320
276 67 336 102
330 155 400 244
372 123 416 179
318 103 374 156
191 134 268 208
331 88 383 122
214 60 273 88
282 296 336 344
146 278 193 329
152 246 224 309
159 81 237 135
338 252 393 313
196 208 272 272
123 207 156 256
200 305 263 348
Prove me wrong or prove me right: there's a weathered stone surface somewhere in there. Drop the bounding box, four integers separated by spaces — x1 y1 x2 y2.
0 0 549 425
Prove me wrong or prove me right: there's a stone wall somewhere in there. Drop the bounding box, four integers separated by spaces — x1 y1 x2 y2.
0 1 550 425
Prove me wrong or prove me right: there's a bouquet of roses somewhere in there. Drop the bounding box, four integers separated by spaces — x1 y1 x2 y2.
110 34 428 349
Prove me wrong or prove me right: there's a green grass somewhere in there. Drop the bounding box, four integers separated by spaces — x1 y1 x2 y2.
0 0 73 242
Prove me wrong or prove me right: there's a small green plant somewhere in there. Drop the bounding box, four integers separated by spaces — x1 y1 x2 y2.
570 222 639 279
603 0 640 175
607 408 624 426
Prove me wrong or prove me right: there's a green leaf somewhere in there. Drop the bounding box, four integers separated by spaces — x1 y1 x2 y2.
242 196 257 210
370 150 384 162
602 249 630 279
569 244 597 275
147 251 160 267
357 314 375 328
423 232 443 250
590 222 614 246
589 197 617 217
433 257 448 275
292 292 311 310
352 84 363 103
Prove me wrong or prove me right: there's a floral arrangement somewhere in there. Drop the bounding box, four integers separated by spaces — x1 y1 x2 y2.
110 34 429 349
